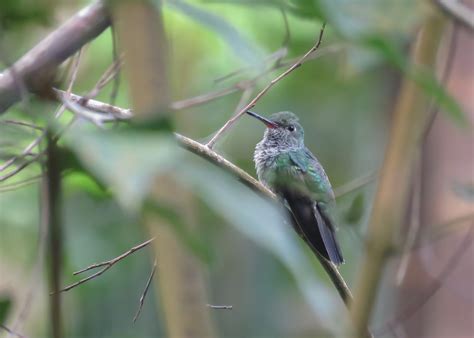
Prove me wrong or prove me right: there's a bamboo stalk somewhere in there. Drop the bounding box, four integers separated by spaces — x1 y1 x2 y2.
350 11 447 337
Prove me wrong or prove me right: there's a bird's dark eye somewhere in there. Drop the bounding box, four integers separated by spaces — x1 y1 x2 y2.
287 125 295 132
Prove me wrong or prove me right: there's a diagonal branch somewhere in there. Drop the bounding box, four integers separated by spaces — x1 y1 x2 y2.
133 258 157 323
205 23 327 149
435 0 474 32
0 1 110 113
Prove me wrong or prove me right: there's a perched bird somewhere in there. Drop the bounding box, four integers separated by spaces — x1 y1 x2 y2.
247 110 344 265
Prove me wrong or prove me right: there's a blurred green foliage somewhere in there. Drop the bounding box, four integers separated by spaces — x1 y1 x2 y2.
0 1 463 337
0 0 53 29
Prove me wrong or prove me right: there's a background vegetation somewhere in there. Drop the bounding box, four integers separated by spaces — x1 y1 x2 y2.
0 0 473 337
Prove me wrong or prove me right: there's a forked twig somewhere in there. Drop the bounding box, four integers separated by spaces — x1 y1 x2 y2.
58 238 155 293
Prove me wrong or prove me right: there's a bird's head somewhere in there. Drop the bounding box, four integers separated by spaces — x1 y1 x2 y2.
247 110 304 149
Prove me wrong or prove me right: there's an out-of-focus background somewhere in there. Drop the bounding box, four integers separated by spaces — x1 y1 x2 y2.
0 0 473 337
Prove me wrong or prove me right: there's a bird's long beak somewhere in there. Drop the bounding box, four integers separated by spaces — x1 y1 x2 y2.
246 110 278 129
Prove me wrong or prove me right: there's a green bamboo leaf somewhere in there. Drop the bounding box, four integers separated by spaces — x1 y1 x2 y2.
65 126 181 211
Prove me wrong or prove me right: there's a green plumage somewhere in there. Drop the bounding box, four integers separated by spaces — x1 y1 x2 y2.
247 110 344 265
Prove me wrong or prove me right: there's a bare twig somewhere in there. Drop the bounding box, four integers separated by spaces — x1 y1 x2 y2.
0 134 43 173
205 23 327 149
81 56 124 104
59 95 106 128
59 238 155 292
0 324 26 338
0 153 42 182
133 258 157 323
211 44 342 90
0 49 83 185
435 0 474 32
0 174 42 192
170 86 240 111
206 304 233 310
1 119 43 131
53 89 132 120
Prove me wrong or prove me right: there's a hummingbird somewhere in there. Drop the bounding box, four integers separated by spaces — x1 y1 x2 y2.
247 110 344 265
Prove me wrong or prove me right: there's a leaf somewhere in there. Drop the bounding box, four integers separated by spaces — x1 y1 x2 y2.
168 0 264 68
344 193 364 224
63 172 111 199
0 297 11 324
64 126 181 211
176 157 341 331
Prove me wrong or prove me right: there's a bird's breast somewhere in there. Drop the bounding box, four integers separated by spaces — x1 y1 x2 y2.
254 144 281 188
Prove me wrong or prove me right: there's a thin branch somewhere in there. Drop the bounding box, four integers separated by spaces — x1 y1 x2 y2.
206 304 233 310
0 153 42 182
205 23 327 149
133 258 157 323
1 119 43 131
80 56 124 104
54 89 132 120
0 49 83 184
0 174 41 192
212 44 343 90
435 0 474 32
170 86 240 111
0 134 43 173
59 238 155 292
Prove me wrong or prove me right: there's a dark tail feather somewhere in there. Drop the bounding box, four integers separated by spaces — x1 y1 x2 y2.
314 204 344 265
282 189 344 265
